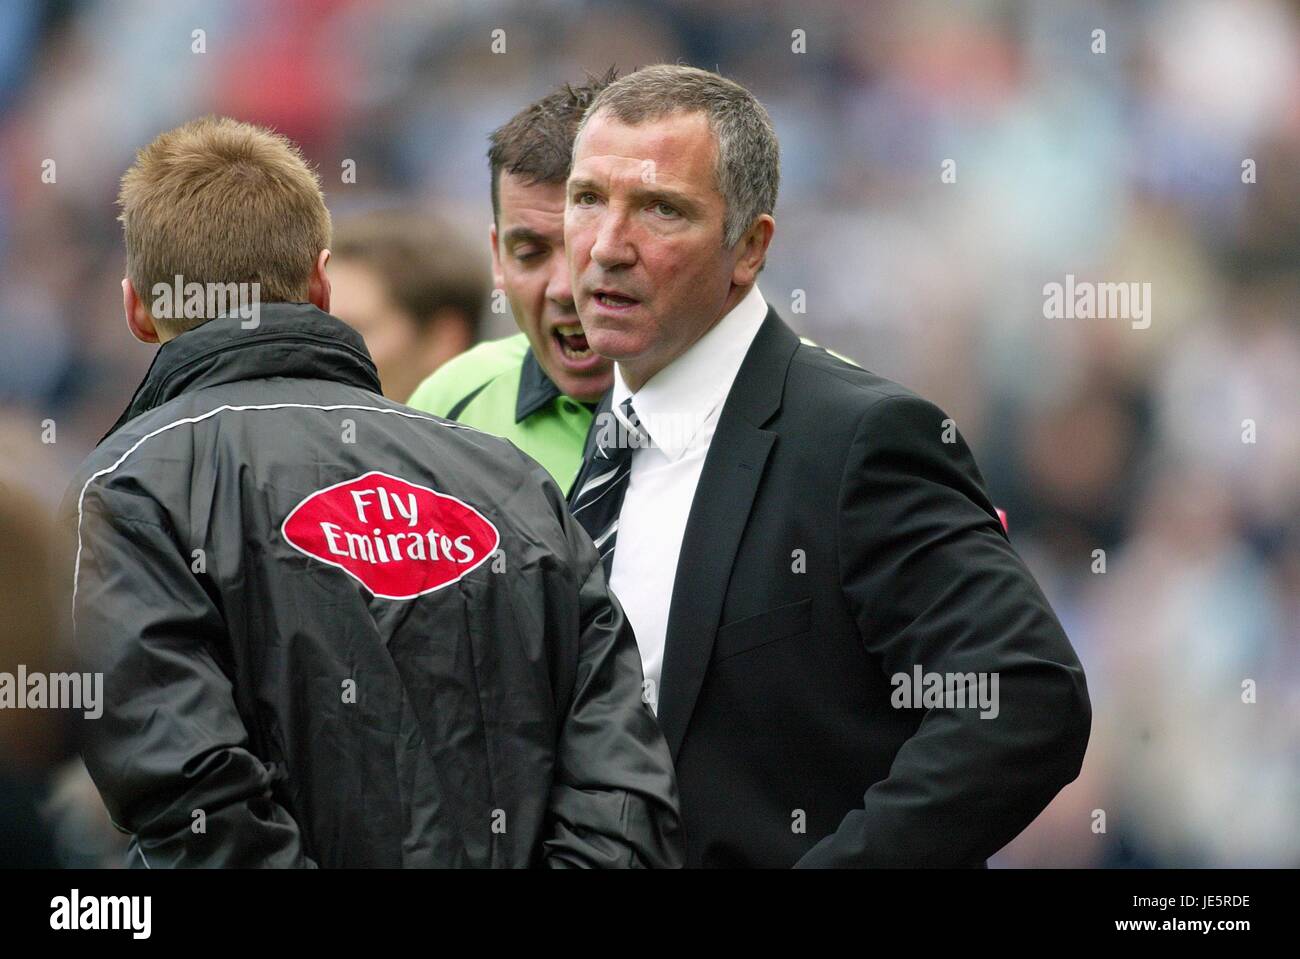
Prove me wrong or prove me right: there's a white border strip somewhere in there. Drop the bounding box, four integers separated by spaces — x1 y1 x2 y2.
278 469 500 600
73 403 474 621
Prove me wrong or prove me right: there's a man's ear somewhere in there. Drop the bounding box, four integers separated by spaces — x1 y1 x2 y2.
730 214 776 287
123 277 160 344
488 222 505 291
309 248 331 312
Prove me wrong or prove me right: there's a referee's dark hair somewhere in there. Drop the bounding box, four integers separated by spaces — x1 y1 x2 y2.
487 66 618 225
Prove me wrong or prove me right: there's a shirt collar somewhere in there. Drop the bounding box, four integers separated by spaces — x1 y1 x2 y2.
612 283 767 462
515 346 564 423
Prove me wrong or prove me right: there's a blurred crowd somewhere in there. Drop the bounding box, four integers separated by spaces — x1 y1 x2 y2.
0 0 1296 867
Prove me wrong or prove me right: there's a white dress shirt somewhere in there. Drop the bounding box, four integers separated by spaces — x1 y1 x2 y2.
608 283 768 712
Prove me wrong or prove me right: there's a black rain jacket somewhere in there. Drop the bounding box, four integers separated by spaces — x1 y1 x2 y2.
60 303 682 868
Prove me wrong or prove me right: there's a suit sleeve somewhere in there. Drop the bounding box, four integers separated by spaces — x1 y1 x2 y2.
536 472 685 868
796 394 1091 867
71 488 314 868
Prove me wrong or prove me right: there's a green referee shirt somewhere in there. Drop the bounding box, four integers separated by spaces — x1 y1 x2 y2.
406 333 596 495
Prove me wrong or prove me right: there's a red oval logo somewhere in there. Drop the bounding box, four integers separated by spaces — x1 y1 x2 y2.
281 471 500 600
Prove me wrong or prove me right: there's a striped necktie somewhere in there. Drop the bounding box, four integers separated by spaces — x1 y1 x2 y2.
570 397 649 575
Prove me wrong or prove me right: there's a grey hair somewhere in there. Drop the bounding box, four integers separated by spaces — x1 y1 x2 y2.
574 64 779 249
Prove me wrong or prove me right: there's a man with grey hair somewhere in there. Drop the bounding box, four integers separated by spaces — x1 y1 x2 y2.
565 64 1091 867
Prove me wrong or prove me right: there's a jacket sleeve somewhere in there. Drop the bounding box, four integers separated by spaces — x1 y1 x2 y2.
795 394 1092 867
537 472 685 868
70 486 314 868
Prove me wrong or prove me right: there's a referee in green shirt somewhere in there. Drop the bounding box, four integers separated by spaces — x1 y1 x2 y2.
407 71 617 494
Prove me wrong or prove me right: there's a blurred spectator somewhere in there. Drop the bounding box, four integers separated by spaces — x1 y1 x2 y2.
329 209 487 401
0 479 64 867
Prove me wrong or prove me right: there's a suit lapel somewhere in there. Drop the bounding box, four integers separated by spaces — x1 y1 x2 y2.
656 307 800 758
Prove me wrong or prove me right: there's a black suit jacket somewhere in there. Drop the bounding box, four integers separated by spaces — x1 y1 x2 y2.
575 305 1091 867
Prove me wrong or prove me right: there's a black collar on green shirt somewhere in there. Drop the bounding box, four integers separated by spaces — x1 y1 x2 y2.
516 346 564 423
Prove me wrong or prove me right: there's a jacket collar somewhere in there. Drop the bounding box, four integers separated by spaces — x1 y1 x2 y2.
515 346 564 423
102 302 380 442
574 305 795 468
